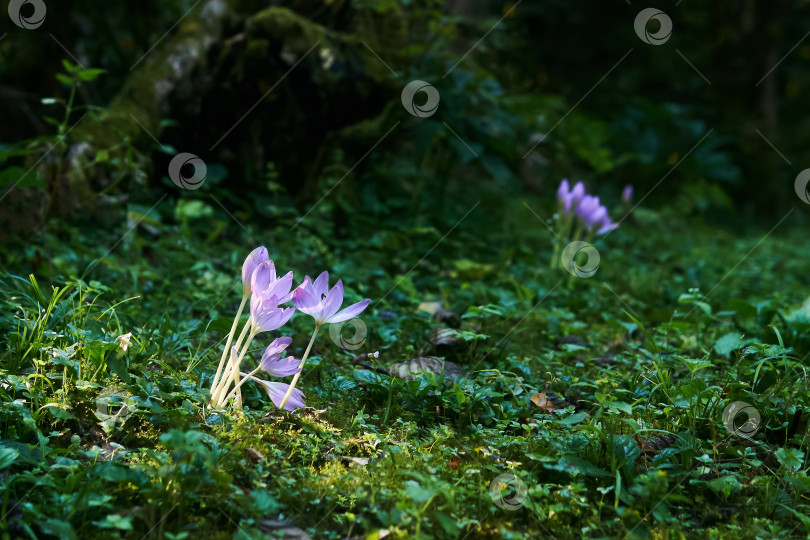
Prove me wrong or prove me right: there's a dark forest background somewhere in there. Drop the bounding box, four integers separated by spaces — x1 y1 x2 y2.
2 0 809 247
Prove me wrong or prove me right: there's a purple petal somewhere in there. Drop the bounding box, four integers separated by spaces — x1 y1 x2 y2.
251 260 276 295
326 298 370 324
259 337 293 367
293 286 321 315
321 280 344 320
557 179 570 203
562 191 574 213
259 308 288 332
241 247 269 295
249 292 262 319
597 221 619 235
261 355 301 377
312 271 329 298
275 271 296 303
260 351 281 368
265 271 293 302
253 311 277 332
570 182 585 206
298 276 313 291
261 381 306 411
252 295 282 332
277 307 295 327
587 206 607 229
283 390 306 411
575 195 599 221
622 184 633 204
267 336 293 353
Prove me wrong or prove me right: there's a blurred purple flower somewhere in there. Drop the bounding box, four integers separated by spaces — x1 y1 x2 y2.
570 181 586 208
241 247 269 297
575 195 600 224
557 178 570 203
572 194 620 235
622 184 633 204
293 272 370 326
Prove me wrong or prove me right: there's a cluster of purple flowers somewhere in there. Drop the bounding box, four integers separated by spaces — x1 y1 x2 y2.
209 247 369 411
556 179 619 235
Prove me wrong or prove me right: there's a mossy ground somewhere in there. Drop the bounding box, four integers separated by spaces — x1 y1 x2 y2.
1 199 808 539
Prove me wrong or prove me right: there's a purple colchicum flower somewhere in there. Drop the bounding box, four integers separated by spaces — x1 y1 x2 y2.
251 260 294 303
245 375 306 411
259 337 300 377
250 293 295 333
293 272 370 326
570 181 585 208
556 179 570 205
241 247 269 297
575 195 600 224
555 179 619 236
622 184 633 204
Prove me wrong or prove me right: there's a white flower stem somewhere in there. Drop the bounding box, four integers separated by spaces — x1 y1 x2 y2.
212 327 255 407
209 317 251 406
222 366 263 404
220 328 256 407
278 323 321 410
210 296 247 392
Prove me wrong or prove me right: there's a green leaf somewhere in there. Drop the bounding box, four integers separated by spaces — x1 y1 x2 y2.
728 298 756 318
706 475 741 497
0 166 45 190
250 490 281 514
551 456 612 478
61 59 79 73
776 448 805 472
0 448 20 469
92 514 133 531
77 68 106 81
714 332 742 356
556 412 587 426
41 518 76 540
779 505 810 534
107 355 131 383
606 401 633 414
404 481 436 504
